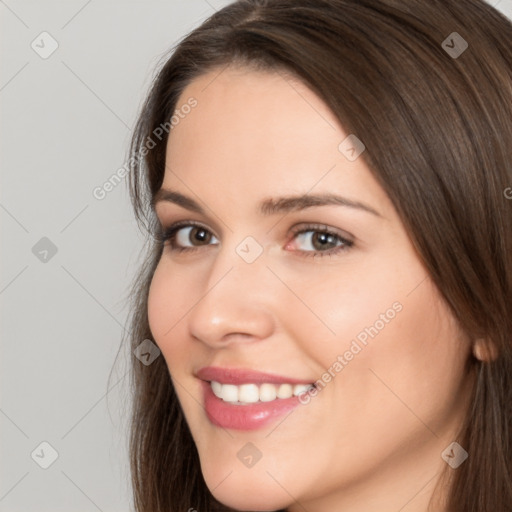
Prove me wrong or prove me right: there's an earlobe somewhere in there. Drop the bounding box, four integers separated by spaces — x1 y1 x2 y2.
472 338 499 362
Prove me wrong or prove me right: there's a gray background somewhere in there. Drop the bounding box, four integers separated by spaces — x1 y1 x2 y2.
1 0 511 510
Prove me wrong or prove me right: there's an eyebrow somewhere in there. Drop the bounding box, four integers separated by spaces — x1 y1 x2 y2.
152 188 382 217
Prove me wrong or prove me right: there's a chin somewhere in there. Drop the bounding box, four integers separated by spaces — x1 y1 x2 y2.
211 490 290 512
202 465 293 512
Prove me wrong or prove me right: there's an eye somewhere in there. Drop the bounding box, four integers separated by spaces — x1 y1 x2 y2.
158 221 219 252
286 224 353 258
175 226 218 247
157 221 353 258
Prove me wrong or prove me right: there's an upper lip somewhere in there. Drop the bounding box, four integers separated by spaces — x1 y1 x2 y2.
196 366 315 385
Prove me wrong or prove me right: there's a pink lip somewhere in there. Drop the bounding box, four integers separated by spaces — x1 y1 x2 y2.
200 380 304 431
196 366 315 431
196 366 315 385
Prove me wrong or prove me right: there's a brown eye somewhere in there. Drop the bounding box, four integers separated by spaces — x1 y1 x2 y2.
293 229 351 253
174 226 217 247
310 232 339 251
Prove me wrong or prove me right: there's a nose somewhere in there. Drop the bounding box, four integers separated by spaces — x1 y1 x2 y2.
187 246 276 348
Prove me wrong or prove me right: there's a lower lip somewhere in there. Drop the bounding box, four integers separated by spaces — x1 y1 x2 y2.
201 380 304 431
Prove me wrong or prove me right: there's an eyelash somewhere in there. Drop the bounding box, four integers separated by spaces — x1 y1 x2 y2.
156 220 354 258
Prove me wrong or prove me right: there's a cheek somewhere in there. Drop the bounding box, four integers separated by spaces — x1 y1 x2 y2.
147 261 192 361
147 264 170 341
283 252 471 457
366 282 471 412
271 253 410 358
322 276 471 455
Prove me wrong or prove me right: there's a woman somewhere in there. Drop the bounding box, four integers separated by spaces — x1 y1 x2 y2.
123 0 512 510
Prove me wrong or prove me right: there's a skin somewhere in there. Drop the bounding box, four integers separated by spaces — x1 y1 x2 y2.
147 65 475 512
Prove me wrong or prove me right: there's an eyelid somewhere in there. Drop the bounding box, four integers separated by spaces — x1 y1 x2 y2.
157 219 353 241
155 207 223 235
157 219 219 245
288 222 354 244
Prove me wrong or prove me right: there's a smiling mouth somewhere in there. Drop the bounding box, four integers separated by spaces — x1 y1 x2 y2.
208 380 316 405
196 366 318 427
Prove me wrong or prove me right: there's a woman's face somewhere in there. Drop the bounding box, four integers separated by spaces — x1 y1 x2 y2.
148 66 473 511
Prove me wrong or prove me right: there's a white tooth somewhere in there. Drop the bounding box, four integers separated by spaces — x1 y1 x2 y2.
211 381 223 399
293 384 311 396
238 384 260 403
213 381 311 403
259 383 277 402
277 383 293 399
221 384 239 402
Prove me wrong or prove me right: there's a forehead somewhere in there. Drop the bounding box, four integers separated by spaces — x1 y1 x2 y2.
162 66 391 218
166 68 340 174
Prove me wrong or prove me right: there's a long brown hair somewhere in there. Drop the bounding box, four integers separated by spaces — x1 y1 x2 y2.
120 1 512 510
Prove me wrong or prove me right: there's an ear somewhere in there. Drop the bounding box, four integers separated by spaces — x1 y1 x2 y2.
472 338 498 362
